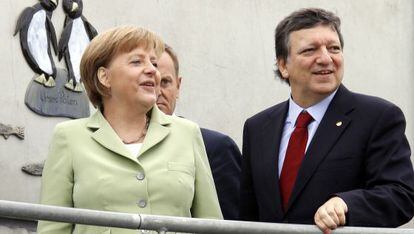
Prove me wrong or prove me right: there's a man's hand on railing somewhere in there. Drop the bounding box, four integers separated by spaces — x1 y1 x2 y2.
314 196 348 234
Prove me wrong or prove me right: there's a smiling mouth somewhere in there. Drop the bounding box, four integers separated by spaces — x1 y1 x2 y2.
140 81 155 87
313 70 334 75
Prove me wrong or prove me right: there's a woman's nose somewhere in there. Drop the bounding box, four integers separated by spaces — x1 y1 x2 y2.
144 62 157 75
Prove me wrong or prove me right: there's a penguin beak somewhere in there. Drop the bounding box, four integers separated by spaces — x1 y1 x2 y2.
71 2 79 12
50 0 57 6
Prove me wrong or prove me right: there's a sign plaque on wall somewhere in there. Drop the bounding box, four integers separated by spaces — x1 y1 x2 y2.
25 68 90 118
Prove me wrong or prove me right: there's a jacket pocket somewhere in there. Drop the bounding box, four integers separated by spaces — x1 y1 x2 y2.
317 153 360 172
168 162 195 177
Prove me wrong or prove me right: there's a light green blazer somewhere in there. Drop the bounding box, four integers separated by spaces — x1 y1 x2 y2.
37 106 222 234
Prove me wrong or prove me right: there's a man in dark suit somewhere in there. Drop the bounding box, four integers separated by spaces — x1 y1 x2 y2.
156 45 242 220
239 8 414 233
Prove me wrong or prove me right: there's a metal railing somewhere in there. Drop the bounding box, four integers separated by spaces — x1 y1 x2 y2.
0 200 413 234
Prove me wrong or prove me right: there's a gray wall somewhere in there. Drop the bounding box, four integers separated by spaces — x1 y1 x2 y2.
0 0 413 231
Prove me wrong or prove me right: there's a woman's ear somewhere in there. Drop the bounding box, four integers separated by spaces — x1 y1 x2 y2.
97 67 111 88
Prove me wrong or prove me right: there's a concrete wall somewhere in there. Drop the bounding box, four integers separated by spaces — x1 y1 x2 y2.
0 0 413 231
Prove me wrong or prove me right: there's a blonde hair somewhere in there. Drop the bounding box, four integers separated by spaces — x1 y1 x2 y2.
80 25 165 108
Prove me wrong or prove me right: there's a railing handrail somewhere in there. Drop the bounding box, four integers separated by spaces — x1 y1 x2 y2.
0 200 412 234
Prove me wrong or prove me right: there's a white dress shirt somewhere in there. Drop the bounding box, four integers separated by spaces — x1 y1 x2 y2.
278 90 337 176
124 143 143 157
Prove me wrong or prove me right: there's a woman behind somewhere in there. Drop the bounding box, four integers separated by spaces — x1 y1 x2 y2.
38 25 222 234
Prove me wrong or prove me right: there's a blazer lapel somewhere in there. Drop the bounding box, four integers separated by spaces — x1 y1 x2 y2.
260 101 289 215
87 110 137 163
286 85 356 212
138 106 171 157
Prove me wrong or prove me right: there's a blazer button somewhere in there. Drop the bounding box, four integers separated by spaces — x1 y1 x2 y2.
136 172 145 180
138 199 147 208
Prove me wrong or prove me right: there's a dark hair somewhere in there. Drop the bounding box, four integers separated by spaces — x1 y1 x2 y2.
164 44 180 77
274 8 344 81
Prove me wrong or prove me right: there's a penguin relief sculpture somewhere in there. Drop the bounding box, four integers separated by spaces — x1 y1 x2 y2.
58 0 98 93
0 123 24 140
14 0 90 119
14 0 59 87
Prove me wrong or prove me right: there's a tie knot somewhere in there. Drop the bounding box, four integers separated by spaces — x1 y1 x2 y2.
295 111 313 128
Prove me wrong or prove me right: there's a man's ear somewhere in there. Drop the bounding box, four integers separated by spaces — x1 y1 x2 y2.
277 58 289 79
176 76 182 99
97 67 111 88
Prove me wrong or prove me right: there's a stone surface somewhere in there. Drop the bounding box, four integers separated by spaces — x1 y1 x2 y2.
24 68 90 119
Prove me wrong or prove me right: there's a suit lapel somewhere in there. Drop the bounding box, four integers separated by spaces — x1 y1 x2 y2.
260 101 289 214
86 106 171 163
286 85 356 212
138 106 171 157
87 110 137 163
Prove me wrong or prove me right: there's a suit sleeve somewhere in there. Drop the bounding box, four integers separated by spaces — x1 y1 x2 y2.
190 126 223 219
337 104 414 227
205 132 242 220
37 124 74 234
239 120 260 221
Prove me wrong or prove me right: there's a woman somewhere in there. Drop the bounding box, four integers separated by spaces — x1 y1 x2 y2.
38 26 222 234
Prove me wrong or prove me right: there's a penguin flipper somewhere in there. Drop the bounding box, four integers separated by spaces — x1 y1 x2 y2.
20 33 42 74
58 19 73 61
46 17 58 55
63 15 70 27
82 16 98 39
14 7 35 36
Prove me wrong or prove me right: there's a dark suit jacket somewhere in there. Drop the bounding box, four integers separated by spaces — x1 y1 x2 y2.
201 128 242 220
240 85 414 227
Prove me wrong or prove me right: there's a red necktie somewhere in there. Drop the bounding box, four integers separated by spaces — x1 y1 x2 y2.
280 111 313 211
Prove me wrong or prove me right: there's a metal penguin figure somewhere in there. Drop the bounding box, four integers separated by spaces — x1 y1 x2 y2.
14 0 59 87
58 0 97 92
